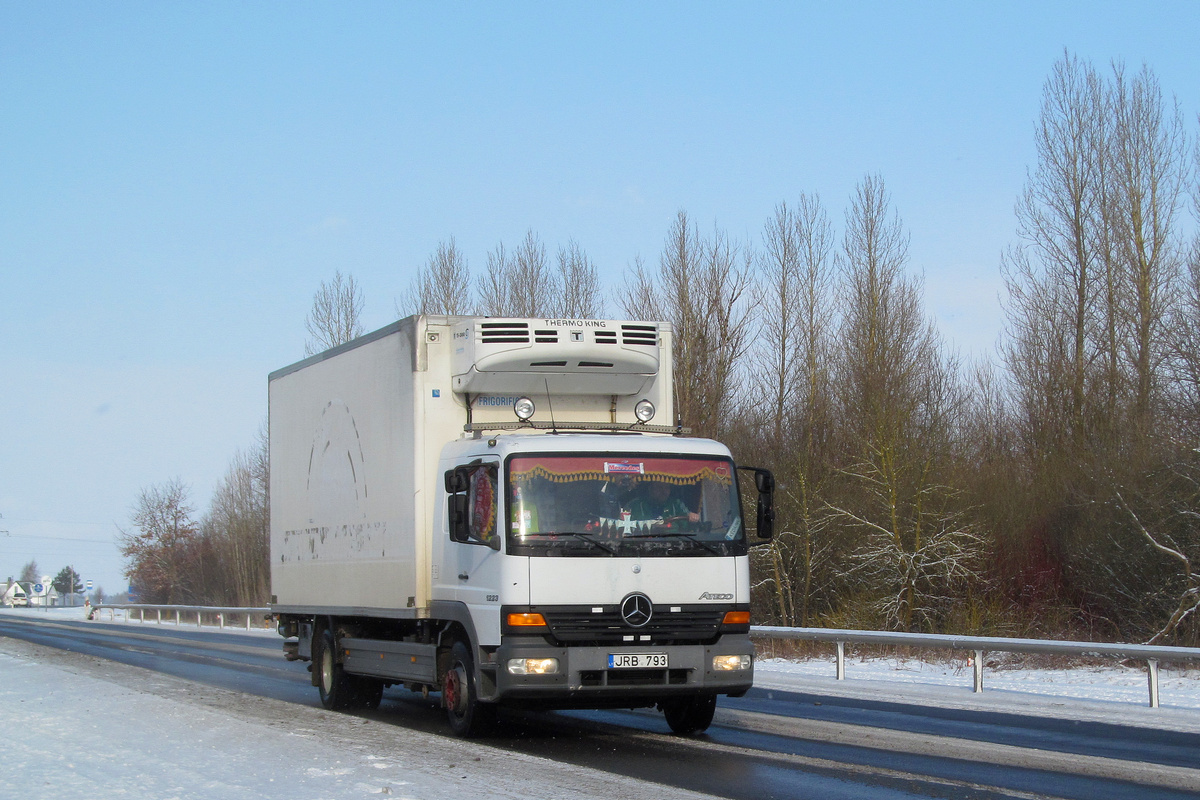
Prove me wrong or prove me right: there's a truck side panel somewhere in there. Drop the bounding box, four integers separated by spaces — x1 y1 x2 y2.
269 318 464 613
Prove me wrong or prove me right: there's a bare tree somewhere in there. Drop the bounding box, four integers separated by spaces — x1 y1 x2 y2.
748 196 838 626
19 560 39 583
1106 61 1189 436
1169 183 1200 436
305 270 364 355
618 255 660 322
832 469 985 631
553 239 604 318
831 175 975 630
201 427 270 606
477 241 513 317
620 211 754 437
1001 53 1195 634
477 230 556 318
402 237 473 317
1114 480 1200 645
118 478 203 605
754 197 835 439
1005 53 1109 452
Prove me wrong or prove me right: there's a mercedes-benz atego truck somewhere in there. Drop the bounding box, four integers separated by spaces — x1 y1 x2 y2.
270 316 774 736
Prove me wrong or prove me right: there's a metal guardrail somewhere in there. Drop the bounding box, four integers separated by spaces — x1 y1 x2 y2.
91 604 272 631
751 625 1200 708
81 607 1198 708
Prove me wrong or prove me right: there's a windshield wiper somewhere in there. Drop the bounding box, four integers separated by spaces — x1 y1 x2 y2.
536 531 617 554
623 530 723 555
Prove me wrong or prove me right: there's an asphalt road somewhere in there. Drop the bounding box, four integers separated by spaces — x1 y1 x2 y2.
2 612 1197 800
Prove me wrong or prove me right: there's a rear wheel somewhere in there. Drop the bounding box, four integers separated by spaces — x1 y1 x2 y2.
443 640 494 737
662 694 717 735
355 677 385 710
316 628 356 710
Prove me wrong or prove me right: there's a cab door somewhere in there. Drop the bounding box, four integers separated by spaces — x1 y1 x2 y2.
445 459 506 643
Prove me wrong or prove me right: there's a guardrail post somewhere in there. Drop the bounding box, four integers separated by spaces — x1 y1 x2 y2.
1148 659 1160 708
836 641 846 680
157 609 161 624
973 650 984 693
196 611 202 627
246 613 251 631
219 612 225 629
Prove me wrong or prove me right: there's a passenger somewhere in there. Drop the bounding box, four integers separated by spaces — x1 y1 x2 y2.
628 480 700 523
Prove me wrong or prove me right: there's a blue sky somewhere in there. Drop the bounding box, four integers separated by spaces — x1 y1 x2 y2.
2 2 1198 594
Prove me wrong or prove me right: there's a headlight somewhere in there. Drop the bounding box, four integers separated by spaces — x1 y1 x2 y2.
513 397 536 421
634 399 655 423
507 657 559 675
712 654 752 671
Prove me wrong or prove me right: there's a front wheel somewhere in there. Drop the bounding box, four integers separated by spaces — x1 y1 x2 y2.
443 640 495 737
661 694 717 735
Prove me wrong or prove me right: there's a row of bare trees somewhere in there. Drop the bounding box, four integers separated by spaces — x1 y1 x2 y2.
121 51 1200 643
733 53 1200 644
404 230 605 320
119 434 269 606
990 53 1200 644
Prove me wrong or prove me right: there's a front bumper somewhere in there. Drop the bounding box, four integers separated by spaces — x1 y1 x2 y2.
488 634 754 707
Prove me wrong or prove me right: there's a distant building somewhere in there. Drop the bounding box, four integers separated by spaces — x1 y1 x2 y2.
2 579 28 607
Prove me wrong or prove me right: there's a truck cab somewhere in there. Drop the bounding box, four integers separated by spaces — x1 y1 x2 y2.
432 432 764 733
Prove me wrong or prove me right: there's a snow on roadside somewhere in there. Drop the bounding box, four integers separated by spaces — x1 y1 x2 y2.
754 654 1200 711
0 635 717 800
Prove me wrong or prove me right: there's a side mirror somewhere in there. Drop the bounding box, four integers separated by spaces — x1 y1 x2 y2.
444 468 468 494
448 494 470 543
738 466 775 540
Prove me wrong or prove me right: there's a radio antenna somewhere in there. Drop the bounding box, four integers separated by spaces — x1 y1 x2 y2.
544 378 558 433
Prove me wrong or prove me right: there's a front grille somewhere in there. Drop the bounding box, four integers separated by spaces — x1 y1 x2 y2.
541 605 724 646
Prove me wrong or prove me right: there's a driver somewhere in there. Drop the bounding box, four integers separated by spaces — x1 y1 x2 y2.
628 480 700 523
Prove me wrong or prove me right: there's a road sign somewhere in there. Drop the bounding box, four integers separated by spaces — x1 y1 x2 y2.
86 580 93 590
33 583 43 593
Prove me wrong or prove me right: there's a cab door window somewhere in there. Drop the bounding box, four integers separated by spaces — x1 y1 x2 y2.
445 463 500 549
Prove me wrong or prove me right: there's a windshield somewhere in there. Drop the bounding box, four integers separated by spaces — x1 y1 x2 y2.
506 453 744 557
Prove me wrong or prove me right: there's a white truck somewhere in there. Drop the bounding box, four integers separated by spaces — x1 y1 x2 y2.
269 315 774 736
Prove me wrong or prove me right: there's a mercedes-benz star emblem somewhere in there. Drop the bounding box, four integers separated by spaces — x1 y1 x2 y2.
620 592 653 628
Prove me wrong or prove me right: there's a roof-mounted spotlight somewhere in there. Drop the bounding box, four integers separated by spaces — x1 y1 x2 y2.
634 399 656 423
513 396 536 421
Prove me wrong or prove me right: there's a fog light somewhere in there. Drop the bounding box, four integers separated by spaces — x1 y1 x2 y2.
634 399 656 423
507 657 559 675
514 397 536 421
712 654 751 671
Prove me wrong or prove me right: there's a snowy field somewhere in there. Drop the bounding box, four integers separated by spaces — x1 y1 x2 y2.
3 605 1199 797
0 614 716 800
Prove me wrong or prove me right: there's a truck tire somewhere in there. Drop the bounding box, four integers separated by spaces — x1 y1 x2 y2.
662 694 717 735
443 640 495 737
355 678 385 710
316 628 356 710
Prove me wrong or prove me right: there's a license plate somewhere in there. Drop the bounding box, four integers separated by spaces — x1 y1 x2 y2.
608 652 668 669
